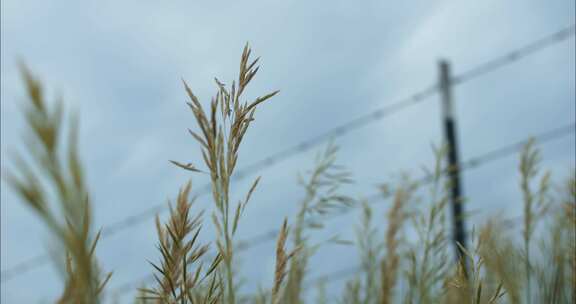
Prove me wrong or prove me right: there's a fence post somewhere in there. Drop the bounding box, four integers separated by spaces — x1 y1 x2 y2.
438 59 468 277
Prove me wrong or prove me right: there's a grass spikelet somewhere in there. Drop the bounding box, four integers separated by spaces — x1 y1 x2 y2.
272 219 298 304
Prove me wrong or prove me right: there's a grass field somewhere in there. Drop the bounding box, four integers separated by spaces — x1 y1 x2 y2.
4 45 575 304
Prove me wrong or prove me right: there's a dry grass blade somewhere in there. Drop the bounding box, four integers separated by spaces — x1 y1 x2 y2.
273 219 298 304
169 160 204 173
380 176 417 304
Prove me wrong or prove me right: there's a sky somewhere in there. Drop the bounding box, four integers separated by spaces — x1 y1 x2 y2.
1 0 575 302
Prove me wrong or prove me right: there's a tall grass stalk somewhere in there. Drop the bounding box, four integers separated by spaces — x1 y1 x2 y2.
4 66 112 303
283 141 354 304
172 43 278 304
405 145 450 303
272 219 298 304
380 176 417 304
519 139 551 303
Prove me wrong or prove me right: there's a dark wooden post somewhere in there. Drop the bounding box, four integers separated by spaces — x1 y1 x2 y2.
439 59 468 277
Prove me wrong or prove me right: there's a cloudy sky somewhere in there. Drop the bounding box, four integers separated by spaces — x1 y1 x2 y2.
1 0 575 302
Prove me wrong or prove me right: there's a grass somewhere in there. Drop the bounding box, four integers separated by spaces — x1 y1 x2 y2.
4 46 576 304
171 43 278 304
138 181 222 303
5 65 112 303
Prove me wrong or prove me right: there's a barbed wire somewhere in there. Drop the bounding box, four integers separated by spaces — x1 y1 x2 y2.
107 122 575 299
453 25 575 85
2 24 574 283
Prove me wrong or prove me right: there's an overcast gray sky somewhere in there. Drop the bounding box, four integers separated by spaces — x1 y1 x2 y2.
1 0 575 303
